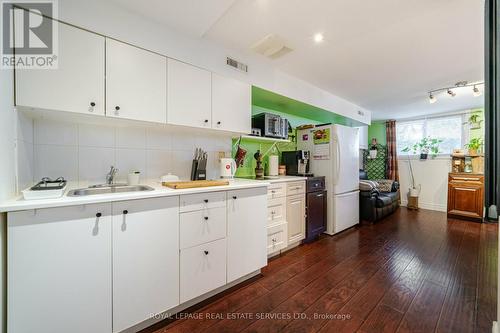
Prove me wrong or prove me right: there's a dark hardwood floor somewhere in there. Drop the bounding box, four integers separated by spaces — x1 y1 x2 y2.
147 208 498 333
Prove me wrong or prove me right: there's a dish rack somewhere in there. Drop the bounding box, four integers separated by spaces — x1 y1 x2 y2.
23 177 67 200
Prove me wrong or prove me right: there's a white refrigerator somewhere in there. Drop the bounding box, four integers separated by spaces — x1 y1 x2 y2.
297 124 360 235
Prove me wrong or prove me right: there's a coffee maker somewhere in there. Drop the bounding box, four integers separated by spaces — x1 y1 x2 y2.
282 150 313 176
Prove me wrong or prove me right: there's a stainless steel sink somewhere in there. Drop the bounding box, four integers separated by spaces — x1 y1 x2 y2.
67 185 154 197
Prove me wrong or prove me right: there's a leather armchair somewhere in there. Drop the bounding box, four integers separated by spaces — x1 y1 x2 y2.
359 170 400 223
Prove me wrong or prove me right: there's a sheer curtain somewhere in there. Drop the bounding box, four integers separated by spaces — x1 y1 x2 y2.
386 120 399 181
485 0 499 221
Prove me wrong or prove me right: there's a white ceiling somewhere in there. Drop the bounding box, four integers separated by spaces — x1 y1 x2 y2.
109 0 485 120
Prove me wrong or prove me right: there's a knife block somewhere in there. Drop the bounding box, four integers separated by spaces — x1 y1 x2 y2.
190 159 206 181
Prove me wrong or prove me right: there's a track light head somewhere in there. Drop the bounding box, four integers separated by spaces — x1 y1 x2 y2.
472 85 482 97
429 93 437 104
447 89 456 97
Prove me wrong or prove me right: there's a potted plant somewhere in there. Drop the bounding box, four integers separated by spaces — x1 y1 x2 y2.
403 137 443 160
467 114 482 130
369 138 378 159
464 137 482 155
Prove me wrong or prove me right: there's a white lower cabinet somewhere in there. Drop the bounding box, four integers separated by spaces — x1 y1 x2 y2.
7 186 268 332
265 180 306 255
112 197 179 333
227 187 268 283
267 197 286 225
8 204 112 333
267 222 287 255
180 206 226 249
287 193 306 244
180 239 227 303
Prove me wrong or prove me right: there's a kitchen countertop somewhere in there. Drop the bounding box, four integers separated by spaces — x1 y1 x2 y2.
0 179 270 213
235 175 307 183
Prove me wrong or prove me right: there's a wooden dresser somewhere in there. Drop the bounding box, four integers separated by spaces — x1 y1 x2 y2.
447 172 484 221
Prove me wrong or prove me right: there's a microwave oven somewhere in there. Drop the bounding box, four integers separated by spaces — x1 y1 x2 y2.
251 113 289 139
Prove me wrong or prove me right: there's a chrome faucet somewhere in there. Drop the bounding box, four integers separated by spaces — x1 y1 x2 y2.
106 166 118 185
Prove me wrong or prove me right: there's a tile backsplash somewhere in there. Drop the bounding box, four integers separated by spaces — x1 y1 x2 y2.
16 113 233 191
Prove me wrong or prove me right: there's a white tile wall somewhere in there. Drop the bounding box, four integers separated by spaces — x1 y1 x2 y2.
15 113 34 191
16 116 233 190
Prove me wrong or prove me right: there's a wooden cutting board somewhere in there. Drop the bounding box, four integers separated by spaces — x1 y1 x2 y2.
162 180 230 189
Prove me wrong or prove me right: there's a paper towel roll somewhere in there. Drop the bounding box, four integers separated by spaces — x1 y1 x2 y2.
268 155 279 176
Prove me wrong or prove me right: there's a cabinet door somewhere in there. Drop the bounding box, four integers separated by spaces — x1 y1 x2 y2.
106 39 167 123
267 197 286 226
180 207 226 249
447 183 483 219
8 204 112 333
227 187 267 283
287 194 306 244
306 191 327 239
356 126 368 149
112 197 179 332
167 58 212 128
16 20 105 115
212 73 251 133
180 238 227 303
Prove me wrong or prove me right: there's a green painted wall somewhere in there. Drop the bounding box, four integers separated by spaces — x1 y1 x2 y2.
252 86 366 127
233 86 368 178
368 121 386 146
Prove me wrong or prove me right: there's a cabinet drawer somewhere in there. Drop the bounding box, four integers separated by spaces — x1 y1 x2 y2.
267 183 286 199
287 181 306 196
180 207 226 249
267 197 286 225
267 223 287 255
180 191 226 213
180 239 227 303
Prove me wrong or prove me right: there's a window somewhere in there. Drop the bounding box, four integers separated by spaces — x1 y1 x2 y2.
396 115 464 156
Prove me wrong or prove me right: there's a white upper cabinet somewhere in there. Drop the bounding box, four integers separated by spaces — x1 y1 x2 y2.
212 74 251 134
356 126 368 149
15 20 105 115
167 58 212 128
106 39 167 123
112 197 179 333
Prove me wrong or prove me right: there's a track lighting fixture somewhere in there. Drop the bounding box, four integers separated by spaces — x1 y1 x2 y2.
472 85 482 97
427 81 484 103
429 93 437 104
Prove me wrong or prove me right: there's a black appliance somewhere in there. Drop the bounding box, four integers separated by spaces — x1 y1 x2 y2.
252 113 289 139
282 150 312 176
304 176 327 243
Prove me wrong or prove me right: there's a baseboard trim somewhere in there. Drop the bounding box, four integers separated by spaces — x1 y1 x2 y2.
492 321 498 333
401 200 447 212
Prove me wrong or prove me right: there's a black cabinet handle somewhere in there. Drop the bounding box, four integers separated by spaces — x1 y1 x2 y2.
123 210 128 215
90 102 96 107
204 199 209 203
115 106 120 111
96 212 102 218
204 216 209 220
217 121 221 125
204 250 209 255
204 119 209 123
232 196 237 200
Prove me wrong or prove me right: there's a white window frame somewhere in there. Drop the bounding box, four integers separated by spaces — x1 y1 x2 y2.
396 113 469 159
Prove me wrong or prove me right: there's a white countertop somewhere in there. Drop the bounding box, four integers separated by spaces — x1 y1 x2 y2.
0 179 271 213
235 175 308 184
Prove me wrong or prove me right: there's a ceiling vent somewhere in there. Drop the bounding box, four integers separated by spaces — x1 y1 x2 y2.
226 57 248 73
251 34 293 59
